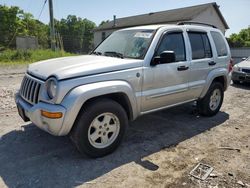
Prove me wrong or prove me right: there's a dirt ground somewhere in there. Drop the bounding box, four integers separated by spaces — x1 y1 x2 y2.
0 66 249 188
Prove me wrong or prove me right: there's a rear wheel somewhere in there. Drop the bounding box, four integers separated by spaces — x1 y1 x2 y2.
70 99 128 158
197 82 224 117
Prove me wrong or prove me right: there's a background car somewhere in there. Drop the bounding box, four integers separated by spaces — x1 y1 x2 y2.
232 56 250 84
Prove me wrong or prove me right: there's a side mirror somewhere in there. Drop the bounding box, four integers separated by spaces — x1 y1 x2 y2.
151 51 176 66
242 57 247 61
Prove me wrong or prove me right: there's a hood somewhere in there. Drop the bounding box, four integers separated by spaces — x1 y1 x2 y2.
28 55 143 80
238 59 250 69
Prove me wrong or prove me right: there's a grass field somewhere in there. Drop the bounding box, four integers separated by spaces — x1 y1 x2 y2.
0 49 74 65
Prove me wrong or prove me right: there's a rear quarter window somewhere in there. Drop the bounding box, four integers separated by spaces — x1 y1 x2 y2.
211 31 228 57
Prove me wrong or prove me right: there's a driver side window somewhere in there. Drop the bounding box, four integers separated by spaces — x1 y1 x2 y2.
156 32 186 62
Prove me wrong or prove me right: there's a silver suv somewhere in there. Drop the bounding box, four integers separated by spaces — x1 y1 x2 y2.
15 23 232 157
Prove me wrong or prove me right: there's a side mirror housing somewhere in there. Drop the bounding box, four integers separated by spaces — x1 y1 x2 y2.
151 51 176 66
242 57 247 61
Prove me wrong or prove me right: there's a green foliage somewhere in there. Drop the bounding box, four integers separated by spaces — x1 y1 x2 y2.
55 15 96 53
0 5 96 53
0 5 49 49
10 50 32 61
228 27 250 47
99 20 110 27
0 49 74 65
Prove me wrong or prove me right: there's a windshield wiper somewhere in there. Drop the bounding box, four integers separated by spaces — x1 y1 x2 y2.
104 51 124 59
92 51 102 56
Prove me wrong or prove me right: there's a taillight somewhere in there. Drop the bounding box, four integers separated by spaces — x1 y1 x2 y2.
228 58 233 73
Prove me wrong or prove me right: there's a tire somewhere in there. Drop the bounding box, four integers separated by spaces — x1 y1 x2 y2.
70 99 128 158
232 80 240 85
197 82 224 117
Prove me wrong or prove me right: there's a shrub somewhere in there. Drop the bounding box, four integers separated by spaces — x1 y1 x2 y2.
0 49 74 65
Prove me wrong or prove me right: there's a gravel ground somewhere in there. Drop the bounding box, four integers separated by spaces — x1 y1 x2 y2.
0 66 249 188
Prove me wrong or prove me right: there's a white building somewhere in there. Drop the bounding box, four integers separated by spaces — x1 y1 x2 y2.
94 2 229 47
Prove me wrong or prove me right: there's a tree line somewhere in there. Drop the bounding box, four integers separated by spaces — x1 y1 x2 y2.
1 4 250 53
0 5 96 53
227 27 250 48
0 5 49 50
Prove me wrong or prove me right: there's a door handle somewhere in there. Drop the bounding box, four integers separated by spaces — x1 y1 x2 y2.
177 66 189 71
208 61 216 66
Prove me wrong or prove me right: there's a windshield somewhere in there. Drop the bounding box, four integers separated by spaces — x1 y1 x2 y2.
93 29 155 59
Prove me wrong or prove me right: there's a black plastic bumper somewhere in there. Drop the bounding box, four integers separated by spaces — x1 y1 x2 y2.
232 72 250 82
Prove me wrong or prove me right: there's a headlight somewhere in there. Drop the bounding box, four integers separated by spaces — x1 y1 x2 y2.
233 65 241 72
46 77 57 99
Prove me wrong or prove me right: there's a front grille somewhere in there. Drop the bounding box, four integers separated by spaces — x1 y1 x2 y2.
20 75 42 104
242 69 250 74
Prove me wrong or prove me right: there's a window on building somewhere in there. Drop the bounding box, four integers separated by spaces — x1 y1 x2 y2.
188 32 212 60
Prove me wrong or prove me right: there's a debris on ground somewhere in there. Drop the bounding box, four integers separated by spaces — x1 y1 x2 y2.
189 163 214 180
237 180 245 187
218 146 241 152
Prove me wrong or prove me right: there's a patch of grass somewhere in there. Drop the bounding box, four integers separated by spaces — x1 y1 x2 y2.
0 49 75 65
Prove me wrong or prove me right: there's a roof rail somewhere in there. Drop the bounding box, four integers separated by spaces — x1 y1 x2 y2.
177 21 217 28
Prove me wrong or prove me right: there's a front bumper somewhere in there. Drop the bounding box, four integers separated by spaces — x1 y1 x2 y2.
232 71 250 82
15 93 66 136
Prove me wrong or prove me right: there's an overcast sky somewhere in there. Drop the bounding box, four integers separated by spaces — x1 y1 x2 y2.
1 0 250 36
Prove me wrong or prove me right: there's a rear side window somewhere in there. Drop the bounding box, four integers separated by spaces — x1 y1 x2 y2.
188 32 212 60
211 31 228 57
156 32 186 62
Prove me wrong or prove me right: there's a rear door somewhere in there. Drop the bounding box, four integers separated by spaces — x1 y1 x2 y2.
186 30 215 98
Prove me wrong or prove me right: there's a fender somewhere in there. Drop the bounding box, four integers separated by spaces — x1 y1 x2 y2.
199 68 230 99
59 80 138 135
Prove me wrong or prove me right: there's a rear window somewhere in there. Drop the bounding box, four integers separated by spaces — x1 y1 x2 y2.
188 32 212 60
211 31 228 57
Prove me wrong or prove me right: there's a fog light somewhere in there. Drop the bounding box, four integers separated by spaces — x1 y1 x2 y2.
41 110 63 119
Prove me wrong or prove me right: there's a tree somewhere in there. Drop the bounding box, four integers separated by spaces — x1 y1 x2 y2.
55 15 96 53
228 27 250 47
99 20 109 27
82 19 96 52
0 5 23 49
0 5 49 49
0 5 96 52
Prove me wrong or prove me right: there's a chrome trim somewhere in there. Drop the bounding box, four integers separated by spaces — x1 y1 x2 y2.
147 88 188 99
20 74 43 104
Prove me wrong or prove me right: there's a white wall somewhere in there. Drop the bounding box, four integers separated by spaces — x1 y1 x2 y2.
192 6 226 34
231 48 250 63
94 29 115 48
16 36 38 50
94 6 227 46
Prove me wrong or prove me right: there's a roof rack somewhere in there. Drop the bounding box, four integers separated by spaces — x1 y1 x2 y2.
177 21 217 28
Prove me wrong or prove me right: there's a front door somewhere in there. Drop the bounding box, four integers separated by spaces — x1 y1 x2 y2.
141 31 191 112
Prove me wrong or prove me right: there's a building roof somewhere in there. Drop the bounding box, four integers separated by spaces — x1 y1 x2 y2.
95 2 229 31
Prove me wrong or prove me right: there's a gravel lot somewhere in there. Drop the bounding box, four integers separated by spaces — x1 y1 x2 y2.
0 66 249 188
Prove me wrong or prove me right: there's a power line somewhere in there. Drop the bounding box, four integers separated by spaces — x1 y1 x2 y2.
38 0 48 21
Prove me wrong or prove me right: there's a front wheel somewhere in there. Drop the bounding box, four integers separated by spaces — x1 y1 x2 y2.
70 99 128 158
197 82 224 117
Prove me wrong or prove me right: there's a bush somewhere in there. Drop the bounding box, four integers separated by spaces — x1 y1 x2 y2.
0 49 74 65
11 50 32 61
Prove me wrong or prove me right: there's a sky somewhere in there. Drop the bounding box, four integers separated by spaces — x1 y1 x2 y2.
1 0 249 37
